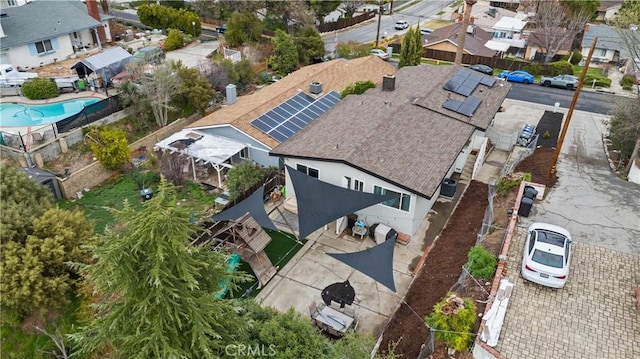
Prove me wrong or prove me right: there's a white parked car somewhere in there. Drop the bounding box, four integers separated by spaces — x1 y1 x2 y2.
395 20 409 30
371 49 389 60
521 223 572 288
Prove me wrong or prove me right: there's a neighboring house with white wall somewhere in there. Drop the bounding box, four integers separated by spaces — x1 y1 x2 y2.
596 1 623 23
0 0 28 10
490 17 527 56
581 23 639 64
0 0 113 70
184 56 396 169
270 65 511 239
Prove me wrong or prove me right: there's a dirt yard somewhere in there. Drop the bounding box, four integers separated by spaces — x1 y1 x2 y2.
380 113 562 357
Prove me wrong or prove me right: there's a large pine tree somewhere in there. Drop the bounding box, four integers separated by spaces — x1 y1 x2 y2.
71 177 249 358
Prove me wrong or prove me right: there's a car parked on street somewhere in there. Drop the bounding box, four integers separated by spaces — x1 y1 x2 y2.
497 70 535 84
540 74 579 90
469 64 494 75
521 222 572 288
420 28 434 35
395 20 409 30
216 24 227 34
370 49 390 60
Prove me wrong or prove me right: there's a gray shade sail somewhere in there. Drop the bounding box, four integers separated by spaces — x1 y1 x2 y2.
327 238 396 292
286 165 395 240
211 186 278 231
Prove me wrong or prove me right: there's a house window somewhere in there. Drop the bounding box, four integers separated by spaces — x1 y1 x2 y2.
7 0 17 6
296 164 319 178
239 147 249 159
34 40 54 54
373 185 411 212
353 179 364 192
596 48 607 57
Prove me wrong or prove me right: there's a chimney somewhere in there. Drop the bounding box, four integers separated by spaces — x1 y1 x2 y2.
226 84 237 105
382 75 395 91
86 0 107 44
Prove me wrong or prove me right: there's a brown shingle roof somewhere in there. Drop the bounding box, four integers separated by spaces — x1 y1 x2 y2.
527 30 572 51
425 23 496 57
271 65 511 198
187 56 397 148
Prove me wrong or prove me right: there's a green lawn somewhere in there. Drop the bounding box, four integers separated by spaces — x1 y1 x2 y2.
58 170 217 234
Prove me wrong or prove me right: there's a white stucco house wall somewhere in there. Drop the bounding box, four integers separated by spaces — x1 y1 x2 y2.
491 17 527 52
271 66 511 239
0 0 113 70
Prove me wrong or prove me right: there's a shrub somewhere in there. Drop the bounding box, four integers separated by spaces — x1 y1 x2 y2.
341 80 376 98
548 61 573 76
620 74 636 88
21 77 59 100
86 126 130 170
467 245 497 280
543 130 551 138
523 62 543 76
163 28 184 51
426 294 477 352
496 172 531 196
569 51 582 65
584 75 611 88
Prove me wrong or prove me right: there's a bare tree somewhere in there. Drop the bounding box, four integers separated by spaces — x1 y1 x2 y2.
266 0 315 32
533 1 593 64
138 62 181 127
342 0 366 18
612 0 640 170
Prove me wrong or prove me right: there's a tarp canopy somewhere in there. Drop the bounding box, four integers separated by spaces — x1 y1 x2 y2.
154 129 245 166
286 165 395 240
211 186 278 231
71 47 132 81
327 238 397 292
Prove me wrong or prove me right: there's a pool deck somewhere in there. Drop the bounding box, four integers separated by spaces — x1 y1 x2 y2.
0 91 108 105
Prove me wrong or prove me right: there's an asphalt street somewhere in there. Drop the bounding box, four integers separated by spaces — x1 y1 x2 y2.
505 82 618 115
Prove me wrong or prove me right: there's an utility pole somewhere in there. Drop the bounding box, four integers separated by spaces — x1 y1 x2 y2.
548 37 598 181
375 0 384 47
454 0 477 65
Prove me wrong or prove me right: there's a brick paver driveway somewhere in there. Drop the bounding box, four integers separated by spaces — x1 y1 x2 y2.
496 228 640 358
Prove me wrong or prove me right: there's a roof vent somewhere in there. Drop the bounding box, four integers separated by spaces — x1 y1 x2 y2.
225 83 237 105
310 81 322 94
382 75 396 91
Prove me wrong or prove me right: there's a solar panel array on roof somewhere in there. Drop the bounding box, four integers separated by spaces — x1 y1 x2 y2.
251 91 341 142
442 68 494 117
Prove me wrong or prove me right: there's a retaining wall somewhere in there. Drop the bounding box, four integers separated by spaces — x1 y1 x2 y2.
57 114 201 199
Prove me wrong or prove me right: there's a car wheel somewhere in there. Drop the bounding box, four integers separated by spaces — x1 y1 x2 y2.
543 80 551 86
523 79 530 84
566 84 574 90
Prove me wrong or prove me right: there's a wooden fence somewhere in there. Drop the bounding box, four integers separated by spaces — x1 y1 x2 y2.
389 44 530 70
317 11 375 33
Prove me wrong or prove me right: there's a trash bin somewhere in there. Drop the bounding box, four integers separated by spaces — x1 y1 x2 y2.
524 185 538 200
77 80 86 91
518 197 534 217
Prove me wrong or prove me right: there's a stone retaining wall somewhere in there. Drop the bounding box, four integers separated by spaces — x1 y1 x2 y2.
57 114 201 199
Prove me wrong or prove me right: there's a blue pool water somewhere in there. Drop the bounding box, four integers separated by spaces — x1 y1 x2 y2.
0 98 101 127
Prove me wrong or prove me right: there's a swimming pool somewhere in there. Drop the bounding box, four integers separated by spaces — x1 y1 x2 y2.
0 98 101 127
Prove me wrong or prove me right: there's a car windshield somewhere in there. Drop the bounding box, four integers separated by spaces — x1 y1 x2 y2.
532 249 564 268
536 230 567 247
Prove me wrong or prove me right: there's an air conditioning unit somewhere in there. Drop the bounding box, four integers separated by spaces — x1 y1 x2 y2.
374 224 398 244
310 81 322 94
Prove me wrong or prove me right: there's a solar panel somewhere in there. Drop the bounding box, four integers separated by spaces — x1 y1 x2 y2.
443 69 495 97
480 77 496 87
443 96 482 117
251 90 341 141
